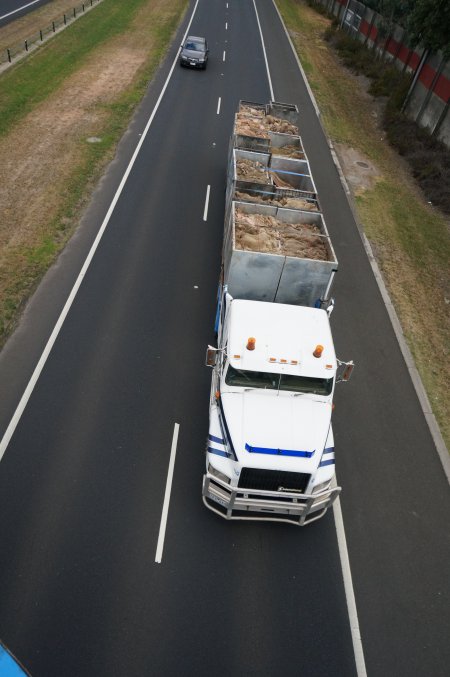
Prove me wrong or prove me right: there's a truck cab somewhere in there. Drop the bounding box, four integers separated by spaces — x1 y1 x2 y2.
204 294 343 525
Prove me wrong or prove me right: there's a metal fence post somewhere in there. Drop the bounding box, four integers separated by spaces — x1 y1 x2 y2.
432 97 449 138
83 3 85 11
64 14 66 25
40 30 43 41
7 49 11 63
25 39 28 51
52 21 55 32
73 8 76 18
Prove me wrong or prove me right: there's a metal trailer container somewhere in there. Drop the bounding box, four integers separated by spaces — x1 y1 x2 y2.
232 100 301 153
225 149 319 221
269 155 316 193
266 100 300 125
223 201 338 307
269 131 306 159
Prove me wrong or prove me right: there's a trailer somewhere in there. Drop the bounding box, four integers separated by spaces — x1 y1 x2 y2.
203 101 353 525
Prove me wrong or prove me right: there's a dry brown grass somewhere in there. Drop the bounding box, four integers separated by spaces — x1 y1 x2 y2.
0 0 186 338
0 0 84 51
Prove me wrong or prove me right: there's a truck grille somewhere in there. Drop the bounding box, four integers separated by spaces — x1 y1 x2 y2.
238 468 310 493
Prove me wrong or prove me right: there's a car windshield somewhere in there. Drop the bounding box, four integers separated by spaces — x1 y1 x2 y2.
185 41 203 51
225 364 333 395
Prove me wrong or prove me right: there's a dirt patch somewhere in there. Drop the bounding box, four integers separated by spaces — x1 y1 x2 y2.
0 44 146 262
333 144 381 195
0 0 185 340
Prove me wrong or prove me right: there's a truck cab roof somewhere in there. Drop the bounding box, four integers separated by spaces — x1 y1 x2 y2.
227 300 336 379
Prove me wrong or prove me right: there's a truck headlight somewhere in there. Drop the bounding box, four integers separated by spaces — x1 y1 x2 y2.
208 463 230 485
312 480 331 494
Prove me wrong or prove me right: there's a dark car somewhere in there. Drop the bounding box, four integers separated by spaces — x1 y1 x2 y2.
179 36 209 69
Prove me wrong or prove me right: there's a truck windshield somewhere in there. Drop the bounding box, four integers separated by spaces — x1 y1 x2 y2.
225 365 333 395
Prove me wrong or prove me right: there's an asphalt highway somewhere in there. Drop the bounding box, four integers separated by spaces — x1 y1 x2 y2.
0 0 53 27
0 0 449 675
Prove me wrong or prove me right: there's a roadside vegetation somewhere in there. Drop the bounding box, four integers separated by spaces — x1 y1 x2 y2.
323 25 450 215
0 0 187 342
0 0 79 54
276 0 450 448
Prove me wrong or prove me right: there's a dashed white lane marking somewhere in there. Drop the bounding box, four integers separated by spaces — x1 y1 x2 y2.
252 0 274 100
223 50 226 62
256 2 367 674
226 22 228 29
333 487 368 676
155 423 180 564
0 0 202 463
217 97 221 115
203 185 211 221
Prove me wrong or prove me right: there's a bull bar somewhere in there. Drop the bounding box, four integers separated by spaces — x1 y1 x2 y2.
202 473 341 526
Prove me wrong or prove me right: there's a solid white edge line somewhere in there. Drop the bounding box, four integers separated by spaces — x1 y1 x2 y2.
0 0 202 463
270 2 449 478
333 486 368 677
203 185 211 221
217 97 221 115
0 0 42 21
155 423 180 564
270 0 320 116
259 2 367 673
252 0 274 101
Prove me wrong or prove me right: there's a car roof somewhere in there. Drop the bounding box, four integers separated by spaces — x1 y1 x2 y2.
186 36 206 43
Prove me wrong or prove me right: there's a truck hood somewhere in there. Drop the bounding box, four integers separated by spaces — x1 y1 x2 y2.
221 390 331 472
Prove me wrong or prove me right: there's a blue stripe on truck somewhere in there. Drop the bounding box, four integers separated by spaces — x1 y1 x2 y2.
208 433 225 445
245 443 315 458
208 446 231 459
319 458 335 467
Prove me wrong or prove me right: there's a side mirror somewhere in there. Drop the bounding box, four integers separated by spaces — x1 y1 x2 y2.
205 346 218 367
337 360 354 383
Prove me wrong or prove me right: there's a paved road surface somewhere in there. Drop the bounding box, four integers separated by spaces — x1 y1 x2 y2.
0 1 449 675
0 0 53 27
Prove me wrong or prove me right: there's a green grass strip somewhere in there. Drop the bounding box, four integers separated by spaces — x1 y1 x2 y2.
0 0 152 137
0 0 187 342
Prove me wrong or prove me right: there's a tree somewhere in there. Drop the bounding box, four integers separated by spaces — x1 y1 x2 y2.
364 0 450 56
406 0 450 57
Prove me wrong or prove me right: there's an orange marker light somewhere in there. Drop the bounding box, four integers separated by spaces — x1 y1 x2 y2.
246 337 256 351
291 360 298 365
280 359 287 364
313 344 324 358
269 357 276 362
215 390 220 400
233 354 241 359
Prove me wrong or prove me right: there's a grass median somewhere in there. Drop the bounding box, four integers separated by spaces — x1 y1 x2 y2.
0 0 187 342
276 0 450 449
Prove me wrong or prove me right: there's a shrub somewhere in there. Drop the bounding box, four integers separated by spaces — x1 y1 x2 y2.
309 2 450 215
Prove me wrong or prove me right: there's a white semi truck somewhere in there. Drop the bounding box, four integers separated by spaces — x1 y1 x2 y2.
203 101 353 526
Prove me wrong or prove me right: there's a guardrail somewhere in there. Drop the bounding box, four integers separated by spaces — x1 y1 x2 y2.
0 0 103 69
